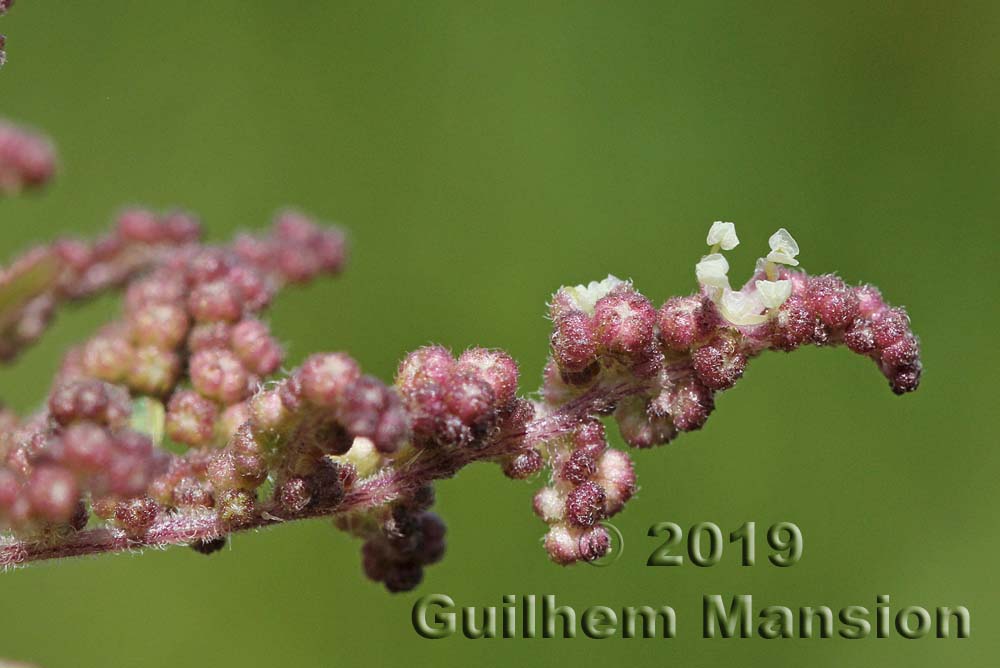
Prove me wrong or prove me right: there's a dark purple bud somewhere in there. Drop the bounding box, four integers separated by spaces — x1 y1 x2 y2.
551 310 597 375
560 448 597 484
692 335 747 390
114 496 159 537
276 477 311 513
502 447 543 480
565 481 606 527
578 525 612 562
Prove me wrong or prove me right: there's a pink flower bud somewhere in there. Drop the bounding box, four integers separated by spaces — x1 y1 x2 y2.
666 379 715 432
373 400 409 454
659 295 712 350
854 285 886 318
550 310 597 375
560 448 597 484
396 346 454 391
0 121 57 194
614 396 677 448
127 346 181 396
805 275 859 329
443 370 495 430
248 388 290 433
843 318 876 354
692 335 747 390
82 333 134 382
502 448 543 479
593 288 657 356
872 308 910 348
116 209 164 244
62 422 114 472
172 477 214 508
276 477 311 513
225 265 272 311
185 249 231 285
188 280 243 323
455 348 519 407
573 420 607 456
230 318 283 376
125 273 186 311
594 448 636 516
337 375 390 437
578 525 612 562
161 211 202 243
768 294 814 351
298 353 362 408
190 349 250 405
48 379 131 427
26 466 79 523
114 496 158 537
188 322 232 352
165 390 219 447
128 302 190 349
544 525 581 565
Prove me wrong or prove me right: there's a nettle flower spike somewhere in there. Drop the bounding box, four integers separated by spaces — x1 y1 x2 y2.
0 125 922 591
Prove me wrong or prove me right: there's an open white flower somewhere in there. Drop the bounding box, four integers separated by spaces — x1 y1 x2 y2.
766 228 800 266
563 275 625 314
755 279 792 309
695 253 730 290
719 289 767 326
707 221 739 250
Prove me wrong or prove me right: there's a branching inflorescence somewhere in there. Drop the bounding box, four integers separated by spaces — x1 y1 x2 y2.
0 124 921 592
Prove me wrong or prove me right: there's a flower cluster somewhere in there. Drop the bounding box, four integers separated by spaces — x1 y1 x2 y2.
536 221 920 564
0 121 56 195
0 124 921 592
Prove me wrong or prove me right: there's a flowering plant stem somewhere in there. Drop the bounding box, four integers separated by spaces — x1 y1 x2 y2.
0 116 921 592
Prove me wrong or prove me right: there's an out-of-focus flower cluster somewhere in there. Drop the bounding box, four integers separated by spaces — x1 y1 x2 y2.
0 121 56 195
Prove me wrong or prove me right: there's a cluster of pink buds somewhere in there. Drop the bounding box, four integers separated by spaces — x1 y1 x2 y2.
536 221 920 564
0 122 922 592
0 121 56 195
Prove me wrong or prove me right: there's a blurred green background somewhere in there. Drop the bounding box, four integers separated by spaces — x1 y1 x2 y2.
0 1 997 666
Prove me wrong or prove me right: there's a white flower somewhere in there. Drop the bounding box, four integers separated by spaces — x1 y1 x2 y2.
563 275 625 314
755 279 792 309
719 289 767 326
695 253 731 290
766 228 800 266
707 221 739 250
